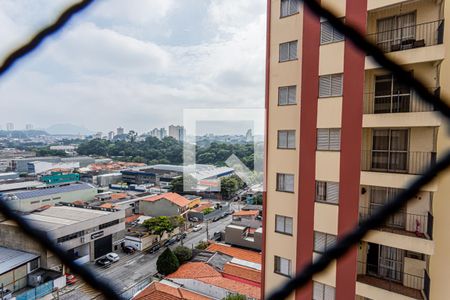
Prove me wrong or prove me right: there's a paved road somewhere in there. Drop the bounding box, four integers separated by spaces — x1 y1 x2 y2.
59 213 233 300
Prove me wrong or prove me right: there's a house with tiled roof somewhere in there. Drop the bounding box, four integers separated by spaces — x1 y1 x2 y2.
139 192 190 217
206 243 262 264
133 281 212 300
167 262 260 300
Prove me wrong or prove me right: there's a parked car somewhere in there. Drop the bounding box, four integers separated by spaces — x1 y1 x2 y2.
221 212 228 218
189 217 199 222
164 237 178 247
65 273 77 285
123 246 136 254
148 243 161 254
95 258 112 268
106 252 120 262
212 216 221 222
192 224 203 232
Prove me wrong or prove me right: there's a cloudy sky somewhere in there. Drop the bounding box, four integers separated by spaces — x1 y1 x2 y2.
0 0 266 135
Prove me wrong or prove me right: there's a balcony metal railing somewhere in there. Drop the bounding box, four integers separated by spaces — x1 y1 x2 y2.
361 150 437 175
367 19 444 53
363 88 440 114
357 261 426 298
359 206 432 239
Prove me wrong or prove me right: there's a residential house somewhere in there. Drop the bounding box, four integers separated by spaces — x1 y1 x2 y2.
139 193 190 217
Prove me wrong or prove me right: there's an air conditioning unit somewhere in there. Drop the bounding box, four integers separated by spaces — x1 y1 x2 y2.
28 273 43 287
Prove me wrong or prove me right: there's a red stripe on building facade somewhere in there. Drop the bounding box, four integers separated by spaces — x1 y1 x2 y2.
296 2 321 299
336 1 367 299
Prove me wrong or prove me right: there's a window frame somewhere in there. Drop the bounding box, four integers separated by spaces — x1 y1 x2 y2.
278 85 297 106
277 130 296 149
315 181 339 205
274 255 292 277
279 40 298 62
319 73 343 98
313 281 336 300
316 128 341 151
276 173 295 193
280 0 300 18
314 231 337 254
320 20 345 45
275 215 293 236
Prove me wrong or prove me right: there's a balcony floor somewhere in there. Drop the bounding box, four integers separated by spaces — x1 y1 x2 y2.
357 274 424 300
376 225 427 239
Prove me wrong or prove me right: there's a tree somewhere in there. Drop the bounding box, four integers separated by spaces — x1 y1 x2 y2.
202 207 214 215
169 175 198 193
253 193 263 205
222 294 247 300
173 246 192 263
195 241 210 250
220 175 244 200
156 248 179 275
143 216 175 236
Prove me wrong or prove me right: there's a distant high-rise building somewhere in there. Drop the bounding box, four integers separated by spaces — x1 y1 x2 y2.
117 127 125 136
94 132 102 139
246 129 253 142
160 128 167 139
168 125 185 142
108 131 115 140
6 123 14 131
25 124 33 131
150 128 168 140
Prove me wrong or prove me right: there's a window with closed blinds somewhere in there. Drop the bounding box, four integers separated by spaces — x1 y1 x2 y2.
315 181 339 204
320 21 344 44
281 0 300 17
313 281 336 300
274 256 291 276
319 74 343 97
314 231 337 254
279 41 298 62
275 215 293 235
317 128 341 151
276 173 294 193
278 85 297 105
278 130 296 149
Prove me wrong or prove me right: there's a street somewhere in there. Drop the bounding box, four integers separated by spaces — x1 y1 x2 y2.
58 209 234 300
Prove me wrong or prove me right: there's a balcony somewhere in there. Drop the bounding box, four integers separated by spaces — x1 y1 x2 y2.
357 261 427 300
361 150 436 175
363 88 439 115
367 20 444 54
359 206 433 239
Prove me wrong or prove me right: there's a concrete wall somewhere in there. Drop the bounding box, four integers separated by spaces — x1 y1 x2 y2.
225 226 262 251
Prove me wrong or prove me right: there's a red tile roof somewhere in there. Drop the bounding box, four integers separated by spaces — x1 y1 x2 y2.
133 282 211 300
232 210 259 217
142 193 190 207
223 263 261 284
125 214 142 224
167 263 260 300
206 243 262 264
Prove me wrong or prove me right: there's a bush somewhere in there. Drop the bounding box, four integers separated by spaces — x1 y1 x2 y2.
156 248 180 275
195 241 210 250
223 294 247 300
203 207 214 215
173 246 193 263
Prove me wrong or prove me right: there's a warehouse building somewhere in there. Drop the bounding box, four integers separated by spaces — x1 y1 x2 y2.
0 204 126 270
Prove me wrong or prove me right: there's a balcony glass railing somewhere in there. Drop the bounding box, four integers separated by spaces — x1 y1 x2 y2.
361 150 436 175
363 88 439 114
359 206 433 239
368 19 444 53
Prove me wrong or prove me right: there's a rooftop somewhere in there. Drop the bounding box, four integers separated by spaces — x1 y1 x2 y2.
134 281 211 300
3 206 115 231
206 243 262 264
0 247 38 275
0 181 44 192
141 192 190 207
232 210 259 217
1 182 95 200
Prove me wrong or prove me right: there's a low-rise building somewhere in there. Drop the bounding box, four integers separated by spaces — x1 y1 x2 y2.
0 204 125 270
133 281 212 300
0 172 19 182
139 193 190 217
0 182 98 212
225 225 262 251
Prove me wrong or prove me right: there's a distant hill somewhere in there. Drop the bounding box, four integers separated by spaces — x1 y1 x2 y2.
46 123 93 136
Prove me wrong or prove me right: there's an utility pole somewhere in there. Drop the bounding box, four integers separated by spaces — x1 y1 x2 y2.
206 220 209 240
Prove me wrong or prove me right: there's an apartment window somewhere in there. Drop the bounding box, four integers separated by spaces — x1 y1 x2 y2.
281 0 299 17
315 181 339 204
313 281 335 300
371 129 408 172
278 130 296 149
274 256 291 277
278 85 297 105
320 21 344 44
30 200 40 205
376 12 416 52
317 128 341 151
276 173 294 193
374 74 411 113
99 219 120 230
279 41 298 62
275 215 293 235
314 231 337 254
29 258 39 272
319 74 343 97
57 230 85 243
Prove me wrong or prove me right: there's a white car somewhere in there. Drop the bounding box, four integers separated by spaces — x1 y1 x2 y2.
192 225 203 232
105 252 120 262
